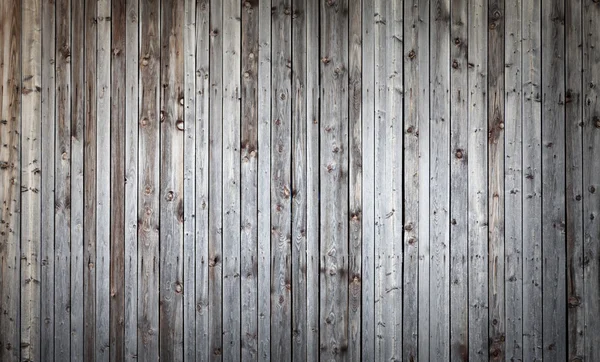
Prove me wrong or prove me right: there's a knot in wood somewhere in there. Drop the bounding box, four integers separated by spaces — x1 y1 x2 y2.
594 116 600 128
454 37 461 45
406 126 414 133
176 120 185 131
321 56 331 64
166 191 174 201
455 149 463 159
568 296 581 308
408 50 416 60
452 60 459 69
589 185 596 194
408 237 416 245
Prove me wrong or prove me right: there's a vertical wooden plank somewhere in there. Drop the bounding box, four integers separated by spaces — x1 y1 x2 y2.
96 0 111 358
159 0 184 359
430 0 450 359
583 0 600 360
222 0 241 360
138 0 160 359
291 0 307 359
449 0 469 359
241 0 259 360
183 0 196 359
271 0 292 359
125 0 140 358
504 0 523 359
348 0 362 360
54 0 71 357
521 0 542 359
40 0 56 358
319 0 348 360
361 0 375 358
305 0 319 359
0 0 21 359
208 0 223 358
467 0 489 359
541 0 566 358
71 0 85 358
20 0 42 359
83 0 98 359
195 0 210 360
488 0 505 359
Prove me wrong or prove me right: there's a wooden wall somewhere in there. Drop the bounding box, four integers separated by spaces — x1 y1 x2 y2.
1 0 599 360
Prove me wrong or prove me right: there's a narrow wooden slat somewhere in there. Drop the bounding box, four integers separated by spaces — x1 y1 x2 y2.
271 1 292 360
319 0 348 360
488 0 505 359
305 0 319 359
208 0 224 357
40 0 56 358
137 0 160 358
583 0 600 360
54 0 71 357
20 0 42 359
195 0 210 360
241 0 259 359
70 0 85 358
291 0 307 359
467 0 489 359
159 0 185 359
124 0 139 358
347 0 362 360
449 0 469 359
222 0 241 359
504 0 523 359
0 0 21 360
183 0 196 359
521 0 542 359
361 0 375 358
430 0 451 359
541 0 566 358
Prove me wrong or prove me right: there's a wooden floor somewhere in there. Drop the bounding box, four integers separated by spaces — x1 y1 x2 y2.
1 0 599 360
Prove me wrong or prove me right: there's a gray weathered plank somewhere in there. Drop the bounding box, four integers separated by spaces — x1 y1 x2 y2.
583 0 600 360
319 0 349 360
541 0 566 358
449 0 469 358
20 0 42 359
504 0 523 359
195 0 210 360
521 0 542 359
488 0 505 359
467 0 489 359
159 0 185 359
137 0 160 358
430 0 450 359
0 0 21 360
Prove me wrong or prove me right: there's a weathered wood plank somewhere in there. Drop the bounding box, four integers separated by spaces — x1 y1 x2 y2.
305 0 319 359
504 0 523 359
271 0 292 359
124 0 139 358
467 0 489 359
291 0 308 359
137 0 160 358
449 0 469 359
20 0 42 359
40 0 56 358
208 0 223 358
488 0 505 359
71 0 85 358
241 0 259 359
222 0 241 359
159 0 185 359
430 0 451 359
195 0 210 360
583 0 600 360
110 0 126 359
0 0 21 360
319 0 348 360
541 0 566 358
521 0 542 359
54 0 71 358
182 0 196 359
348 0 361 360
361 0 375 358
